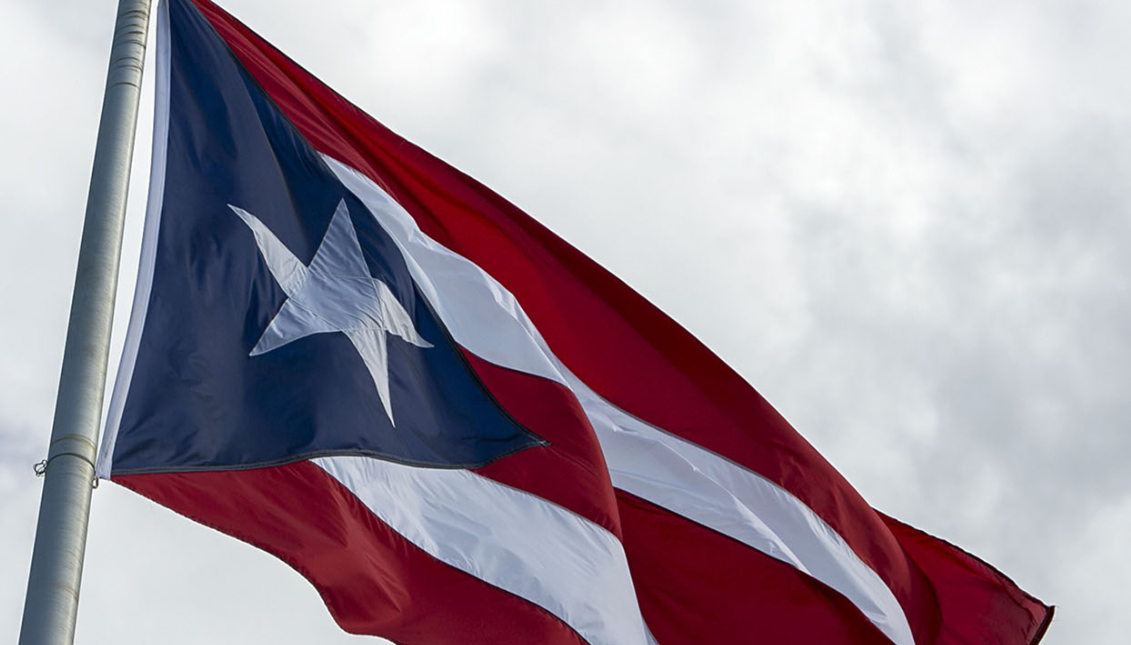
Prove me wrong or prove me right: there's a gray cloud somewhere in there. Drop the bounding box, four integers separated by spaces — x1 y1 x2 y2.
3 0 1128 643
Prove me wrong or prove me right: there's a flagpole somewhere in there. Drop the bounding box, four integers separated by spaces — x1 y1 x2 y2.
19 1 152 644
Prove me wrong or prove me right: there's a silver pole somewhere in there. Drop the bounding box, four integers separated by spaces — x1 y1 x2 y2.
19 1 152 643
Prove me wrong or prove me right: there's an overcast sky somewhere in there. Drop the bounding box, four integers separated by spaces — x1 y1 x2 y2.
2 0 1128 643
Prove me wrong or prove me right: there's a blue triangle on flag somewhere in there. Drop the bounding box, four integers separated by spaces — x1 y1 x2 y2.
110 0 545 474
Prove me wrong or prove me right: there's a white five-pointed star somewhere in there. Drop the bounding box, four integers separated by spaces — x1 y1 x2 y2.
230 199 432 425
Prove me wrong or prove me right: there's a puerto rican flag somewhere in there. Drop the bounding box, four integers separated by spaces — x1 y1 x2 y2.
98 1 1052 644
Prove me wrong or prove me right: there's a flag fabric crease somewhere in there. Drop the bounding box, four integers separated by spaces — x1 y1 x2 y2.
99 1 1052 643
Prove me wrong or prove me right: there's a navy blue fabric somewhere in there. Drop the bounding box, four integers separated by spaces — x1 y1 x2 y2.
111 0 544 474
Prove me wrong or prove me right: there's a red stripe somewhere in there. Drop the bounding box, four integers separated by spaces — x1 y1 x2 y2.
463 350 621 539
618 490 896 645
880 514 1052 645
116 464 587 645
187 2 1051 643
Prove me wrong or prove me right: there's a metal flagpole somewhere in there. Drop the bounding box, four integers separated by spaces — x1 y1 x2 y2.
19 1 153 644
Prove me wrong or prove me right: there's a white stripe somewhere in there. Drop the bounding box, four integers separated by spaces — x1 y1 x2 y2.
313 456 653 645
330 156 915 645
571 384 916 645
98 0 171 479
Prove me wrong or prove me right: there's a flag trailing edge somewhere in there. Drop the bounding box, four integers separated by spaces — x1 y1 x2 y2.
99 1 1053 644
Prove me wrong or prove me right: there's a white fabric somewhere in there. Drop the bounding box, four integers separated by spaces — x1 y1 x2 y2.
330 156 915 645
313 455 653 645
98 0 171 479
571 383 916 645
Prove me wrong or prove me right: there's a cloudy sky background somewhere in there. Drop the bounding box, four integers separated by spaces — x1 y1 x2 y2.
2 0 1127 643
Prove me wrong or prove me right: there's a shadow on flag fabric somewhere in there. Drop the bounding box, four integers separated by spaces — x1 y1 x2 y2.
99 1 1053 643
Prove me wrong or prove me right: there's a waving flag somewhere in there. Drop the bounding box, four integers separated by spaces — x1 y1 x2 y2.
99 1 1052 643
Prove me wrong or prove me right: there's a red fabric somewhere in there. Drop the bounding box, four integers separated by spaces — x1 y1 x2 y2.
178 2 1053 644
618 491 895 645
117 465 586 645
464 350 621 539
880 514 1053 645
